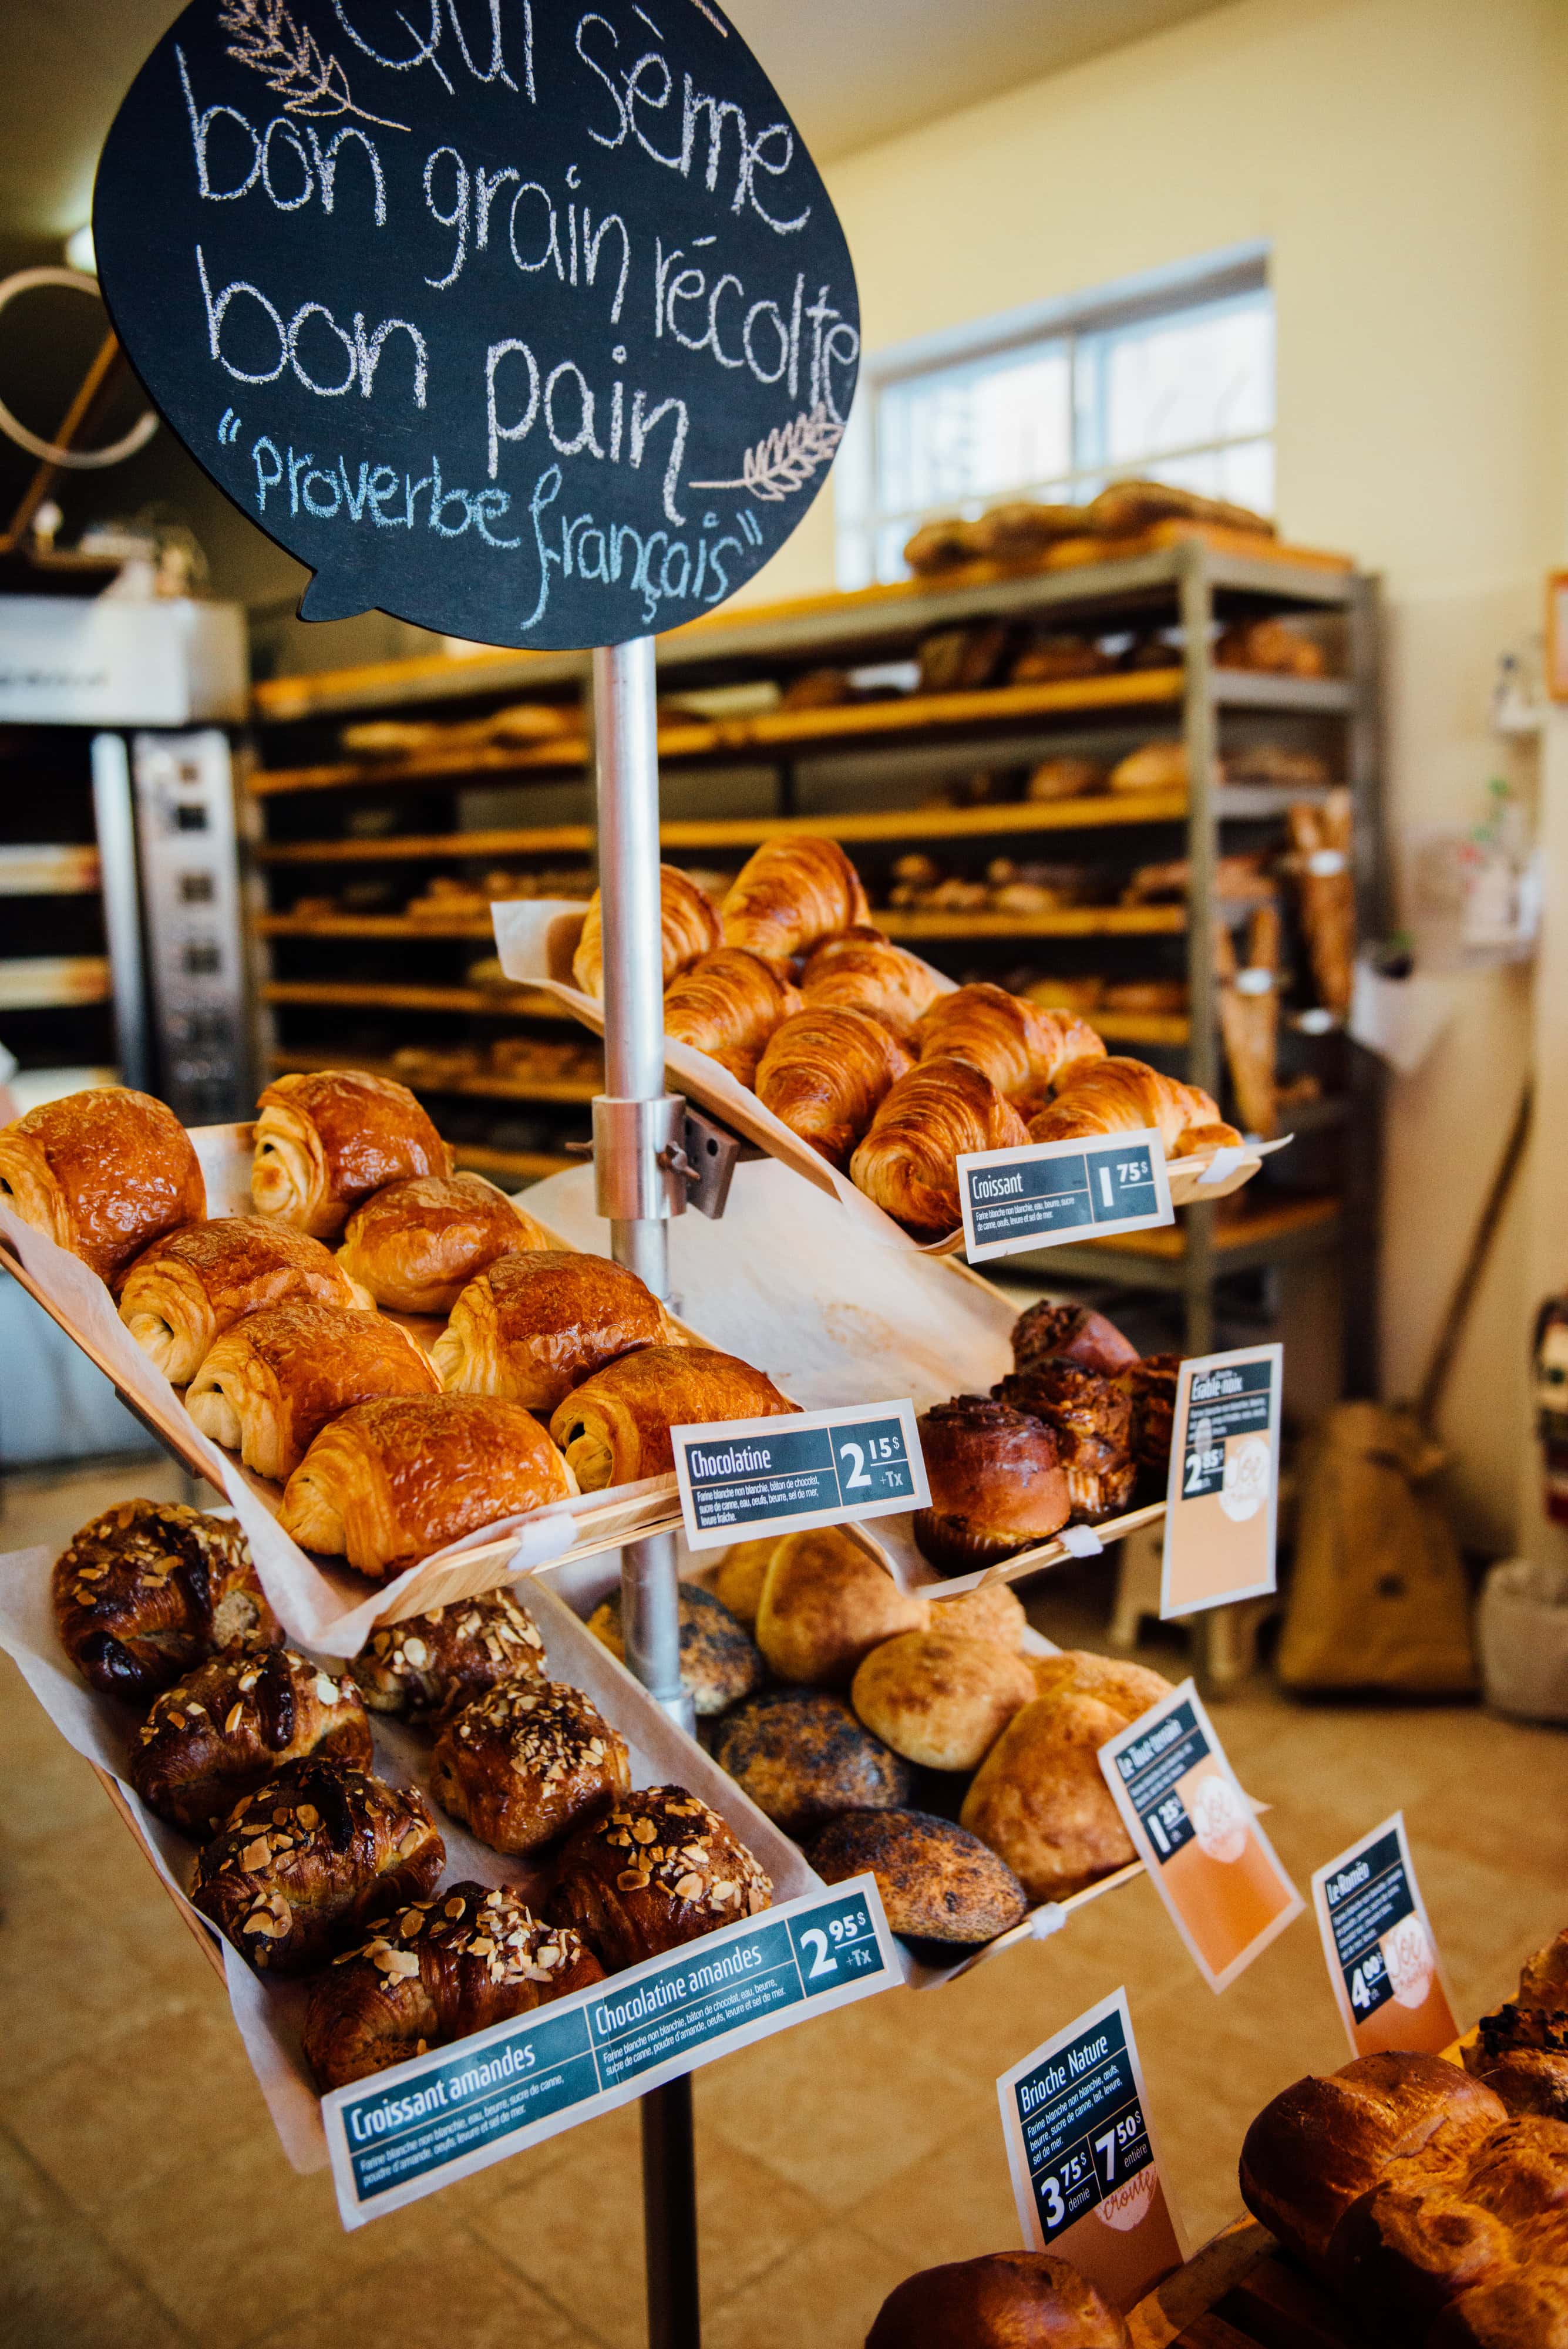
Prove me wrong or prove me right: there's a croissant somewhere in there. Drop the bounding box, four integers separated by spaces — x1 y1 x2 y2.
719 837 870 967
0 1088 205 1283
278 1394 578 1580
547 1785 772 1967
549 1345 798 1491
849 1062 1030 1239
351 1590 547 1717
1027 1056 1240 1157
192 1756 444 1975
754 1008 913 1170
799 933 945 1044
430 1678 631 1855
53 1499 276 1700
129 1640 372 1832
430 1249 677 1409
252 1070 451 1240
571 864 720 997
118 1216 371 1384
185 1299 439 1481
302 1882 604 2092
661 949 802 1085
337 1172 549 1315
914 983 1106 1107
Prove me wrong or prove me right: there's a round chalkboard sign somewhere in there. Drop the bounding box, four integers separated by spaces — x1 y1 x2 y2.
93 1 860 651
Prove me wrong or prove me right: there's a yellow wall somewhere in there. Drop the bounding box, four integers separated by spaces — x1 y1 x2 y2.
739 0 1564 1544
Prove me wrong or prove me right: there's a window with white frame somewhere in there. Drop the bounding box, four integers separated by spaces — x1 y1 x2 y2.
835 251 1274 588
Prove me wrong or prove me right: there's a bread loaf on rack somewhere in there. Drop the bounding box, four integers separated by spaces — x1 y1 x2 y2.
915 983 1105 1107
661 948 802 1086
54 1499 277 1700
798 931 945 1044
350 1590 547 1717
430 1678 630 1855
711 1688 914 1836
866 2250 1130 2348
302 1881 603 2091
192 1755 445 1974
251 1070 451 1239
809 1810 1028 1948
431 1249 677 1409
718 837 870 967
129 1640 372 1832
1027 1056 1240 1157
572 864 721 997
337 1172 548 1315
586 1584 764 1716
185 1298 439 1481
850 1061 1030 1239
0 1088 206 1282
278 1394 577 1580
547 1345 797 1490
547 1784 771 1968
755 1007 913 1170
118 1216 372 1383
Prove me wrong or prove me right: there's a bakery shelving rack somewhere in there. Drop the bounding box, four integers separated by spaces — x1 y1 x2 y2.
245 530 1382 1386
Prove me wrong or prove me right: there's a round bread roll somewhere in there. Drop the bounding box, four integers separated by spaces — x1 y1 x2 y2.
711 1538 778 1627
807 1809 1027 1947
755 1527 928 1686
585 1585 764 1718
851 1630 1035 1772
931 1583 1027 1650
1032 1650 1174 1721
866 2250 1130 2348
960 1688 1136 1902
711 1690 913 1838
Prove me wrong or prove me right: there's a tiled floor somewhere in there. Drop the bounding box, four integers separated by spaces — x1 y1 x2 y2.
1 1460 1563 2349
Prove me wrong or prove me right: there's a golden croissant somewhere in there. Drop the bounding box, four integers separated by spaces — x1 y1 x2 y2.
662 949 802 1086
915 983 1105 1107
572 865 719 998
799 931 945 1043
755 1008 913 1170
719 837 869 966
1028 1057 1240 1157
850 1061 1030 1238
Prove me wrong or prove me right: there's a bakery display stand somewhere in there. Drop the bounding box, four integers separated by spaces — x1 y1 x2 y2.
592 634 703 2348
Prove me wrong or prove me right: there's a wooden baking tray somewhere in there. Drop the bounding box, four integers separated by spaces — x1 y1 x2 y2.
489 900 1279 1257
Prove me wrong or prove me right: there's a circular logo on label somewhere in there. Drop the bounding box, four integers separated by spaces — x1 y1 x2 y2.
1383 1916 1436 2011
1220 1431 1271 1523
1099 2166 1156 2231
1189 1772 1249 1865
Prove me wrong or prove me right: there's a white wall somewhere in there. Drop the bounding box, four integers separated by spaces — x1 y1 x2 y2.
738 0 1566 1544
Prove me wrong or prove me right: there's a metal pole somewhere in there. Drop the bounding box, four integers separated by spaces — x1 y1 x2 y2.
590 637 701 2349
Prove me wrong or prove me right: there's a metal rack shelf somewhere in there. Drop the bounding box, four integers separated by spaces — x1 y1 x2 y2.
260 980 562 1018
270 1049 600 1105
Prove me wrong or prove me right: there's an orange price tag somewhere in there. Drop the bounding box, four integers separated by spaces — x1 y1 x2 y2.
1312 1813 1458 2057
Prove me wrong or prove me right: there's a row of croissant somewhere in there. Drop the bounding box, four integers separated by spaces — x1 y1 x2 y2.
568 836 1239 1238
0 1075 799 1581
52 1499 773 2094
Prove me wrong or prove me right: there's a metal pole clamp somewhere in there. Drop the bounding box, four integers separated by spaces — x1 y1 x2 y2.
592 1095 690 1223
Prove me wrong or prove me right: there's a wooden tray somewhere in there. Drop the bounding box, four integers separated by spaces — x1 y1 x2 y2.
1129 2219 1356 2348
490 900 1277 1257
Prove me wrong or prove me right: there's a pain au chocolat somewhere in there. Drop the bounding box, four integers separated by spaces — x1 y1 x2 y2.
117 1215 372 1384
185 1298 439 1482
432 1249 677 1411
251 1069 451 1239
549 1785 771 1970
0 1087 205 1283
337 1171 548 1316
430 1678 630 1856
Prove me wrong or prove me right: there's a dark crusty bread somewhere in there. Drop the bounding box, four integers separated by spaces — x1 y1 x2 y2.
865 2249 1130 2346
808 1808 1027 1947
1238 2052 1508 2274
586 1584 764 1717
711 1689 913 1838
1478 2050 1568 2122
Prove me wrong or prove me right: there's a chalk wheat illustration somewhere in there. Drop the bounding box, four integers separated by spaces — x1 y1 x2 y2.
217 0 409 129
691 404 845 502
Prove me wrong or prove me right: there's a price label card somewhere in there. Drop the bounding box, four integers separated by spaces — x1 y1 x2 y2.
997 1988 1187 2311
1161 1344 1281 1618
324 1876 897 2228
957 1129 1173 1264
1313 1813 1458 2058
1100 1680 1303 1993
672 1399 928 1552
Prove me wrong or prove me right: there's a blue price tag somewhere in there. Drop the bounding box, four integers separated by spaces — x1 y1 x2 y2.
672 1399 929 1551
957 1128 1173 1263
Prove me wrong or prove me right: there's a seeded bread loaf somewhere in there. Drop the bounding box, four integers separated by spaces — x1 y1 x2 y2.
586 1584 764 1717
711 1689 913 1837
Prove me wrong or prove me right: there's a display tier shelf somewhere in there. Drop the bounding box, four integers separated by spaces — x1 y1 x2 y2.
247 534 1382 1377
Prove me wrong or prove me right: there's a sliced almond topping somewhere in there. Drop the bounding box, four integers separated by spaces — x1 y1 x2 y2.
373 1946 420 1978
617 1869 650 1892
673 1872 705 1901
631 1819 657 1845
295 1805 319 1831
313 1675 341 1705
398 1827 426 1857
224 1702 245 1734
401 1638 428 1668
711 1881 738 1904
399 1909 426 1936
444 1895 466 1919
240 1837 272 1872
